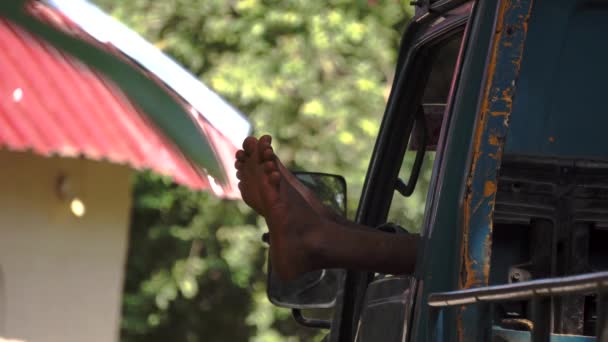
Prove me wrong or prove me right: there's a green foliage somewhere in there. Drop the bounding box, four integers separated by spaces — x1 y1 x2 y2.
122 172 259 341
93 0 418 340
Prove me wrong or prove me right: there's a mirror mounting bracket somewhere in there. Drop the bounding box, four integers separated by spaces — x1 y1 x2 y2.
396 108 428 197
292 308 331 330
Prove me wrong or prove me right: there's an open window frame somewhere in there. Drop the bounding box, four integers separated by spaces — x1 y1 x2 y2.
328 4 473 342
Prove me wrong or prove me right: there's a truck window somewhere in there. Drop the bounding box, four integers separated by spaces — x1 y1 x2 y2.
386 32 463 232
353 26 467 342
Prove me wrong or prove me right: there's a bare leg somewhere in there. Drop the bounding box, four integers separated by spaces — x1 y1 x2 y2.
236 135 420 280
236 136 322 279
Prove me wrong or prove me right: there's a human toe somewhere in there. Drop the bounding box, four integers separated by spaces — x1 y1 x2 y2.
261 147 275 162
242 136 258 156
235 150 247 161
269 171 281 186
235 159 244 170
259 134 272 146
263 160 277 173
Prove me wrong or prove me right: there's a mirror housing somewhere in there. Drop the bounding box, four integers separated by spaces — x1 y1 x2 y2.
266 172 347 310
267 267 343 309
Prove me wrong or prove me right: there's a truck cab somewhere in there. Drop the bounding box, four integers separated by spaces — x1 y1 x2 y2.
267 0 608 341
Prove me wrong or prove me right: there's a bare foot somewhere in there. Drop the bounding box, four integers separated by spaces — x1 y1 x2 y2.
236 135 339 280
235 135 328 280
255 135 342 280
236 136 305 218
257 135 343 223
262 165 326 280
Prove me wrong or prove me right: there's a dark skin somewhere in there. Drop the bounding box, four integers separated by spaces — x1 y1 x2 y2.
234 135 419 281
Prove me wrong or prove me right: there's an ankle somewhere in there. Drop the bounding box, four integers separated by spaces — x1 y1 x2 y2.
301 217 334 272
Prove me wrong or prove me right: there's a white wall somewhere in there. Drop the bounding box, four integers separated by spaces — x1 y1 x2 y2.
0 150 133 342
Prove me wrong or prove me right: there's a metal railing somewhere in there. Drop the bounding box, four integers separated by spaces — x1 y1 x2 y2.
427 271 608 341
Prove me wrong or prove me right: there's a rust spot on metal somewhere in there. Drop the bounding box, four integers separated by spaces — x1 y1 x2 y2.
457 0 535 339
522 6 531 35
502 87 514 108
461 0 534 289
484 181 497 197
490 111 509 117
457 307 465 340
460 0 509 294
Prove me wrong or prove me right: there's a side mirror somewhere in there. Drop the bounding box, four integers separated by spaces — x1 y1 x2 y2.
266 172 347 312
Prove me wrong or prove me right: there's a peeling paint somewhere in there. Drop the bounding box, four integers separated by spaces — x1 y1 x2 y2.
484 181 497 197
456 0 535 340
489 135 500 145
502 88 514 107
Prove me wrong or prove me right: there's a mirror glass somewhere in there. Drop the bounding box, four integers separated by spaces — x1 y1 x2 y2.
293 172 347 216
266 172 347 309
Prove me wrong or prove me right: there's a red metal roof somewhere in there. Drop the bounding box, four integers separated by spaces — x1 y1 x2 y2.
0 16 240 198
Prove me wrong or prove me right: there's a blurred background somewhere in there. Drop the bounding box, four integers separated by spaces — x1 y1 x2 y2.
94 1 421 341
0 1 427 341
